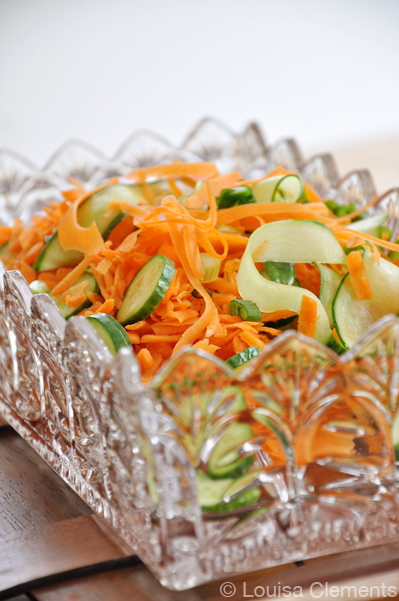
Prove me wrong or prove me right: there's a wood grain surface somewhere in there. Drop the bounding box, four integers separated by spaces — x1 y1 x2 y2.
2 422 399 600
32 550 399 601
0 426 135 599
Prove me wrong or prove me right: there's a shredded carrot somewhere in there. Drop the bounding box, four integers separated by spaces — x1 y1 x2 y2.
6 158 394 383
297 296 318 338
137 348 153 371
347 251 373 300
51 255 93 297
0 226 12 246
216 202 332 228
95 299 115 314
126 162 219 183
65 291 86 308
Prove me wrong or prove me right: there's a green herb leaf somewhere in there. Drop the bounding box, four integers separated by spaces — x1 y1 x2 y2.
264 261 296 285
217 186 256 209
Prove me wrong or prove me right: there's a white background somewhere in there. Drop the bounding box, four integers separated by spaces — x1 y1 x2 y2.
1 0 398 173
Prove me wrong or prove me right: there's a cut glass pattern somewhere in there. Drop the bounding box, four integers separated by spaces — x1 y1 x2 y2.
0 119 399 590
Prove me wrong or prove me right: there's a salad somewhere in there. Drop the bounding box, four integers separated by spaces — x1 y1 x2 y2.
0 161 397 383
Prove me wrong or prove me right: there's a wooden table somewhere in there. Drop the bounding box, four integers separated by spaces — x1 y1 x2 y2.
2 139 399 601
2 418 399 601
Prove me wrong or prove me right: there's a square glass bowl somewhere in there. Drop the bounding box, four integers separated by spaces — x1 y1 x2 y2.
1 119 399 590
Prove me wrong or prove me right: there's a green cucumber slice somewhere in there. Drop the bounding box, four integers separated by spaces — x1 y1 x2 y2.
86 313 131 355
252 175 304 204
33 184 142 272
208 422 254 479
332 249 399 348
327 334 346 355
0 241 17 262
197 470 261 513
29 280 51 295
54 271 99 319
391 411 399 462
314 263 343 327
116 254 176 326
77 183 141 236
347 213 388 238
33 232 83 272
196 472 234 511
229 300 262 321
226 346 261 369
237 220 346 345
220 386 247 413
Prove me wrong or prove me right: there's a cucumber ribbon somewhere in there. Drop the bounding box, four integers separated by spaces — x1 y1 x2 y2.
237 220 346 344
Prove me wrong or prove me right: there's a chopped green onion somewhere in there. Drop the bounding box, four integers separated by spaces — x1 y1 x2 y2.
230 300 262 321
226 346 261 369
264 261 296 285
200 253 221 283
217 186 255 209
191 288 213 299
325 200 356 217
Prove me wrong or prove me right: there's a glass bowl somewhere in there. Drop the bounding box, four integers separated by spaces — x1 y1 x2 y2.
1 118 399 590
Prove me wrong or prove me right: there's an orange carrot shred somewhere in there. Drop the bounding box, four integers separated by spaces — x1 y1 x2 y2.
347 251 373 300
297 296 318 338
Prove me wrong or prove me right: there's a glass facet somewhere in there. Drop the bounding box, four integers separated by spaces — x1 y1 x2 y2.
0 119 399 590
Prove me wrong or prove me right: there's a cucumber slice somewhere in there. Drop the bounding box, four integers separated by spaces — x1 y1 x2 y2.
208 422 254 479
54 271 99 319
29 280 51 295
116 254 176 326
226 346 261 369
0 241 17 262
33 232 83 272
197 470 261 513
33 184 142 272
229 300 262 321
327 334 346 355
220 386 247 413
332 250 399 348
196 472 233 511
314 263 343 327
252 175 303 204
347 213 388 238
238 220 346 345
86 313 131 355
391 411 399 462
77 183 142 237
